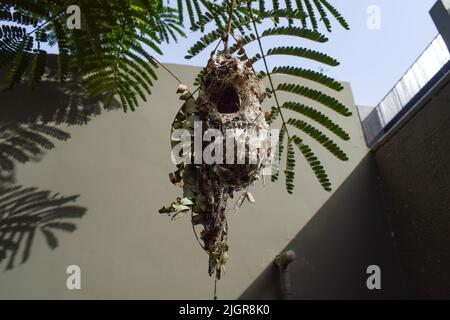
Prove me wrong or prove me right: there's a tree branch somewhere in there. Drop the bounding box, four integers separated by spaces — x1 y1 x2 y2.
246 0 291 140
224 0 236 52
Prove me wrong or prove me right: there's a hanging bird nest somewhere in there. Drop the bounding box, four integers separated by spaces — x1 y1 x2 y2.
160 52 273 280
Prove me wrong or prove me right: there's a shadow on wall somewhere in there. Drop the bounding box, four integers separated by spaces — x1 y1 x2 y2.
0 80 105 125
0 181 87 271
240 155 405 300
374 73 450 299
0 79 114 271
0 78 116 173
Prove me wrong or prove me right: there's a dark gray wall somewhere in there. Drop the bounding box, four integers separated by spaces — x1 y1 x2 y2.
240 155 404 300
375 74 450 299
361 107 384 147
431 0 450 51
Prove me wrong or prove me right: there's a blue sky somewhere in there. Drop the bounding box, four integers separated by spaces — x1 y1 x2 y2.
15 1 439 106
156 0 439 107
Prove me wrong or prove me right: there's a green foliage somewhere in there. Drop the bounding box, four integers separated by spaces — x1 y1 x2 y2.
285 137 296 194
315 0 349 30
184 1 351 193
185 29 224 59
0 0 352 194
194 68 207 87
226 26 328 55
251 46 340 66
282 102 349 140
261 66 344 91
267 106 280 125
291 135 331 191
0 0 185 112
276 83 352 116
287 118 348 161
291 0 349 31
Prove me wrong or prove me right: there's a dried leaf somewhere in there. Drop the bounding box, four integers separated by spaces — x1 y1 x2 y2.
159 206 173 214
234 193 246 210
179 91 192 101
245 192 256 203
169 169 184 187
180 198 194 206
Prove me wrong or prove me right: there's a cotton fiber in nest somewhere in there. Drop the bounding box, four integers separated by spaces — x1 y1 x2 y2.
161 52 274 280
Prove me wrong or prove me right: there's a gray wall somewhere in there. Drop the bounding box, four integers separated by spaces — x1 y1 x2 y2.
374 72 450 299
241 155 404 300
431 0 450 51
0 62 396 299
360 107 384 147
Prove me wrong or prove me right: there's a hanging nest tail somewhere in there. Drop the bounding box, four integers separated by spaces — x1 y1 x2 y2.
161 52 273 280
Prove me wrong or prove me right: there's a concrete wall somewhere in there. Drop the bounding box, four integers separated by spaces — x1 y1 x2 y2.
374 72 450 299
360 107 384 147
241 154 404 299
431 0 450 51
0 62 394 299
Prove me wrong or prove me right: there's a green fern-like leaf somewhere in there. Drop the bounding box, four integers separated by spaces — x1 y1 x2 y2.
276 83 352 116
287 118 349 161
312 0 331 31
185 29 223 59
0 0 351 195
267 106 280 125
269 0 349 31
250 46 340 66
291 135 332 191
317 0 349 30
282 101 350 140
182 0 351 194
194 68 207 86
228 26 328 55
303 0 318 30
260 26 327 42
185 0 197 28
294 0 308 28
285 138 296 194
264 66 344 91
0 1 182 111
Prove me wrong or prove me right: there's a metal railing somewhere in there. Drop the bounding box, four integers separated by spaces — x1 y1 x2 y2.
361 34 450 147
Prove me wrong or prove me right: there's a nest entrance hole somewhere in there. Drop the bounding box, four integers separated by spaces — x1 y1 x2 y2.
215 86 240 114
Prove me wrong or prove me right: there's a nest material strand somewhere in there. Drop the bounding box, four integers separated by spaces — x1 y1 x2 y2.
164 52 272 280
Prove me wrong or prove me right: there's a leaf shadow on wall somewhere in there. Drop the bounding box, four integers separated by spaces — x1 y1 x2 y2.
0 77 118 270
0 77 120 170
0 181 87 271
